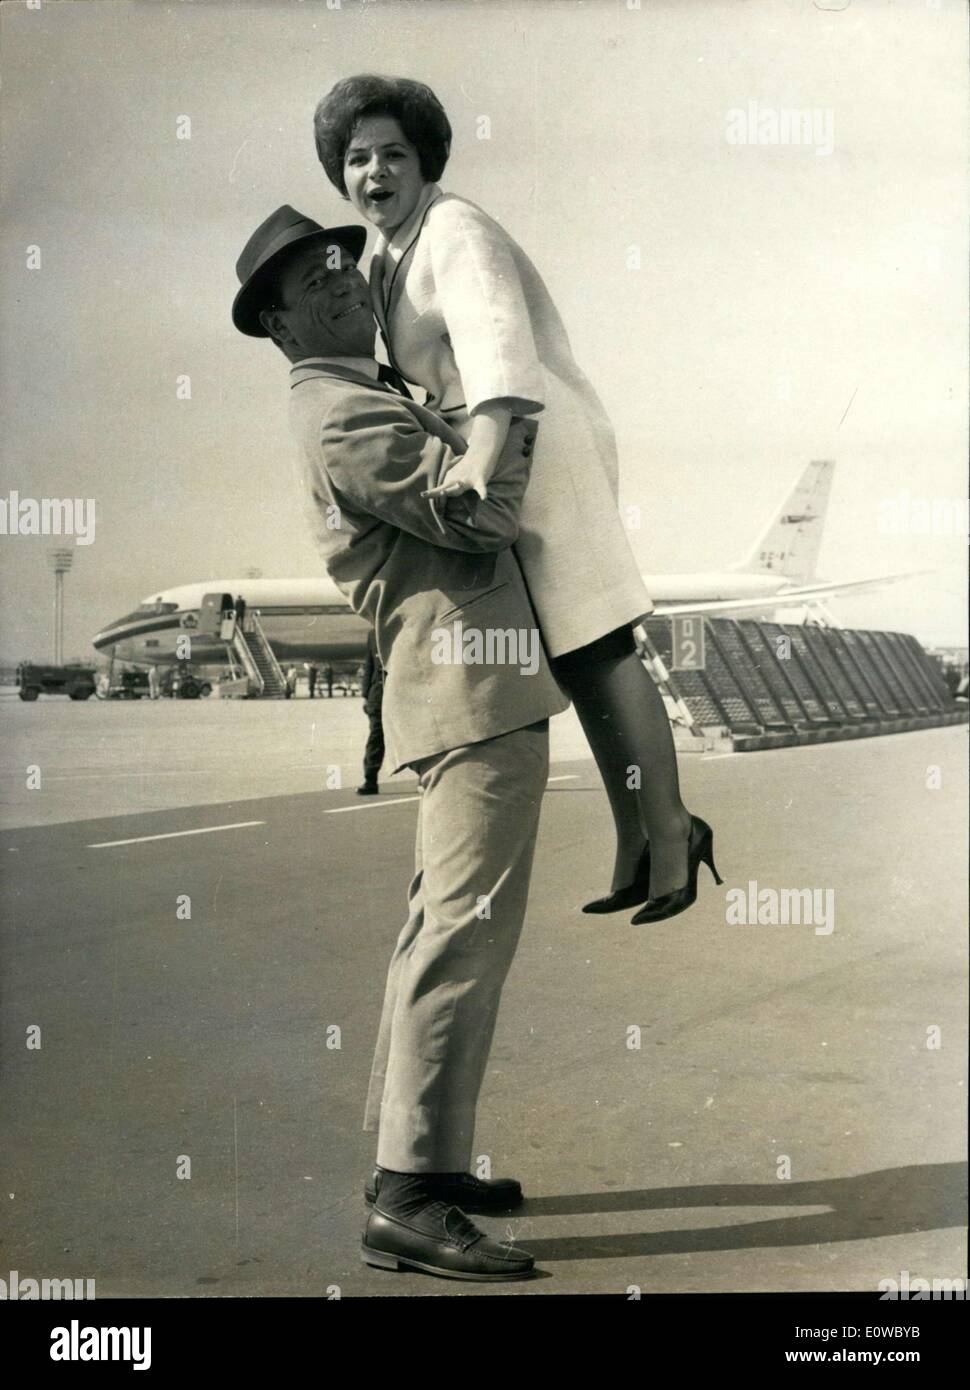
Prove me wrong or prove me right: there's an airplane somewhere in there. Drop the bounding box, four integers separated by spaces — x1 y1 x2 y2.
644 458 926 618
92 460 923 680
91 576 369 693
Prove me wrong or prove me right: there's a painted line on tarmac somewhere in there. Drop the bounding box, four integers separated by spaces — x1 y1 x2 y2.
88 820 266 848
325 797 420 814
30 765 382 781
325 776 579 814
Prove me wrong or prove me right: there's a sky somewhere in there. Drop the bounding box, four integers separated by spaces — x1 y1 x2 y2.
1 0 967 661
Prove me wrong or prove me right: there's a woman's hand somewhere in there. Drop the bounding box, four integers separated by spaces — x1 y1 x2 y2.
421 400 513 502
422 448 497 502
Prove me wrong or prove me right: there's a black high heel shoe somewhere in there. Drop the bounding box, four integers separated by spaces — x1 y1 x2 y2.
582 843 651 914
631 815 722 925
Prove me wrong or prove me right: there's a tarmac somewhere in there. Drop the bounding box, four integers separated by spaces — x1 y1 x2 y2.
0 692 966 1297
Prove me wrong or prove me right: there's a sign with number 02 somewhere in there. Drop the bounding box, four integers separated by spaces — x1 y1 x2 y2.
671 617 705 670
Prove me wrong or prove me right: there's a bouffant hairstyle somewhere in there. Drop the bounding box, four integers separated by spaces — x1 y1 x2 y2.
314 75 452 197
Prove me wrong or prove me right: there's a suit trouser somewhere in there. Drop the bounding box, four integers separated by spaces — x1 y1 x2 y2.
362 720 549 1172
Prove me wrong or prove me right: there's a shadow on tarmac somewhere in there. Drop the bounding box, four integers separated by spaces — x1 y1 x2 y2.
512 1163 967 1263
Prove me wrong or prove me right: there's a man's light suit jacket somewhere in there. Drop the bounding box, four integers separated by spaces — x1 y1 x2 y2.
288 360 569 773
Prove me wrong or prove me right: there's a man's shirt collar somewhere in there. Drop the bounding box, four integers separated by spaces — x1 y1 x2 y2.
290 356 380 381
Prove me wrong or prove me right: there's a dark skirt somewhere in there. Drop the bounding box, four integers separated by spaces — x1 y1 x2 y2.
549 624 636 678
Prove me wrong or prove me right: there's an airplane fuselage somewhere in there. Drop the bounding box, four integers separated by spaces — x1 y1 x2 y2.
92 578 371 672
88 461 920 672
641 572 790 603
92 572 796 671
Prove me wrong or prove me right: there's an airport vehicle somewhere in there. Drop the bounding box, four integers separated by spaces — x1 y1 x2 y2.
92 461 922 680
161 666 211 700
16 662 97 702
105 671 151 700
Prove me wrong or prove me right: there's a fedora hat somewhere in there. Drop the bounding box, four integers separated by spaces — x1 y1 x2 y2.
232 205 367 337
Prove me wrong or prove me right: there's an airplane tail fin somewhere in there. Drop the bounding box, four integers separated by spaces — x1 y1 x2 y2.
731 459 836 581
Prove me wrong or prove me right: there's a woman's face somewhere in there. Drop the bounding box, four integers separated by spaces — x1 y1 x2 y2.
343 115 425 235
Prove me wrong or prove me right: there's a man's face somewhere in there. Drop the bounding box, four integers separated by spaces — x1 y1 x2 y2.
267 242 375 357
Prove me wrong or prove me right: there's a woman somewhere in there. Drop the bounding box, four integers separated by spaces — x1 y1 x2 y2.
313 75 720 921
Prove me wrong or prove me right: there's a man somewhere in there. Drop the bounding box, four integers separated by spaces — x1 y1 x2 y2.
233 205 568 1281
357 629 384 795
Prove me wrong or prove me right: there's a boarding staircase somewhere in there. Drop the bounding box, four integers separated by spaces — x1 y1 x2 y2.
640 616 967 750
229 612 287 698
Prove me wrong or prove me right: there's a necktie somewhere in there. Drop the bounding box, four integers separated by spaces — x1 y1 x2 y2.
377 362 414 399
